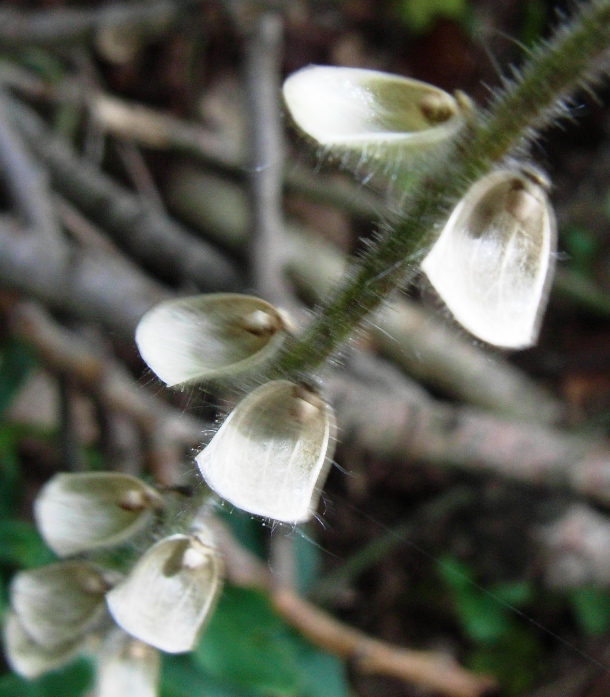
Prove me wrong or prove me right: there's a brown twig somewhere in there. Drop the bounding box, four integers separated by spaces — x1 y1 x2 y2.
8 301 204 484
0 216 168 341
327 368 610 507
537 503 610 588
243 12 293 307
5 95 240 293
0 1 193 48
0 90 65 267
210 518 494 697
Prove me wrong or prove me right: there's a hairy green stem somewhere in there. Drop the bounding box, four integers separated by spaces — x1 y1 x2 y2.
268 0 610 378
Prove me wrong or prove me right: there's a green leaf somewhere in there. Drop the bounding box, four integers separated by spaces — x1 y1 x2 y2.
194 586 301 696
394 0 468 33
0 425 21 519
568 587 610 635
467 624 542 695
437 557 533 644
291 636 348 697
161 654 255 697
0 339 37 417
0 520 54 569
0 657 93 697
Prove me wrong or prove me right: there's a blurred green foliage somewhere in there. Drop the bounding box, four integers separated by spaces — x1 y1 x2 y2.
393 0 468 33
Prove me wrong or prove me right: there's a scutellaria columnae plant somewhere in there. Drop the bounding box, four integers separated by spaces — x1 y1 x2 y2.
5 1 610 694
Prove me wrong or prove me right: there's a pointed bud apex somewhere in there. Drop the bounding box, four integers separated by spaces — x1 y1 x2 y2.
135 294 288 388
283 66 464 168
95 628 160 697
10 562 109 649
422 168 556 348
196 381 336 523
106 533 223 654
34 472 162 557
3 611 80 679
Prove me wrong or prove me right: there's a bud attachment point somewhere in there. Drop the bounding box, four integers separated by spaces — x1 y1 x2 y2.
196 380 336 523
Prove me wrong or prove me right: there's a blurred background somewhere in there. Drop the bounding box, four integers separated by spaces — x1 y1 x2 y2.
0 1 610 696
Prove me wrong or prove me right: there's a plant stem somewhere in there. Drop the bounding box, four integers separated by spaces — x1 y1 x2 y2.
268 0 610 378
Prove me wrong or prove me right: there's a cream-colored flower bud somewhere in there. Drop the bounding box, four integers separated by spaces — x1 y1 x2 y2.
135 294 289 388
283 66 465 163
196 381 336 523
106 533 222 654
3 610 80 679
421 168 556 348
95 628 160 697
10 561 109 650
34 472 162 557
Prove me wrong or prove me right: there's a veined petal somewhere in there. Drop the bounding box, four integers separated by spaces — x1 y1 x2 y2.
421 169 556 348
3 611 81 679
196 381 336 523
106 533 223 654
95 628 160 697
283 66 464 155
34 472 162 557
10 561 109 649
135 294 288 388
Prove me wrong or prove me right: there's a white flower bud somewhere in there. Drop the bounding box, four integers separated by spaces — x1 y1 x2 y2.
283 66 464 165
135 294 289 388
106 533 222 654
95 628 160 697
196 381 336 523
10 562 109 650
34 472 162 557
3 611 80 679
421 168 556 348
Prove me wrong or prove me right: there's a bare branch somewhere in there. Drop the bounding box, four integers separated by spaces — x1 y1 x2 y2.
5 95 240 293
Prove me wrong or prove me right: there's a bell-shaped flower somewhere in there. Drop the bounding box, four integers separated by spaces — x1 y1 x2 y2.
94 628 160 697
283 66 465 174
34 472 162 558
421 168 556 348
135 294 289 388
106 533 222 654
10 561 109 650
196 381 336 523
3 610 81 679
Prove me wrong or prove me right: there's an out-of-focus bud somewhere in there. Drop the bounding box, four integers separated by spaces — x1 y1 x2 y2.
10 561 109 649
95 628 160 697
421 168 556 348
3 611 80 679
196 381 336 523
283 66 465 170
106 533 222 654
135 294 289 388
34 472 162 558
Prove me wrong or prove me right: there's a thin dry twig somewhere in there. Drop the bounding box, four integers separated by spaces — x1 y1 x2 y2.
5 95 240 293
0 216 168 340
8 301 204 485
243 11 294 307
328 369 610 507
0 0 192 48
210 518 495 697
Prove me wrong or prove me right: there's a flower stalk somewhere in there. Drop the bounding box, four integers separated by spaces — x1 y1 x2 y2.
268 0 610 378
